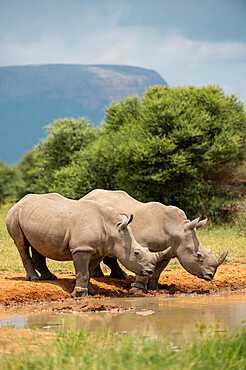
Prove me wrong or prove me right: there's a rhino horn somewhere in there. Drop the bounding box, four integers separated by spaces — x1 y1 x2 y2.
216 250 228 266
185 217 207 231
154 247 172 263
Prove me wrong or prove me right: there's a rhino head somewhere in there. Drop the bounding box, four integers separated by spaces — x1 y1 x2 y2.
114 214 171 277
176 217 228 281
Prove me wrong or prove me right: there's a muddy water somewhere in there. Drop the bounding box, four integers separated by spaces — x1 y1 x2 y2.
0 292 245 339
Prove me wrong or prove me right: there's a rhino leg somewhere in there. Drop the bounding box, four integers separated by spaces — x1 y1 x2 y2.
71 251 91 298
31 247 57 280
13 233 39 281
91 264 105 277
103 256 128 279
88 257 104 295
148 259 170 290
130 275 149 293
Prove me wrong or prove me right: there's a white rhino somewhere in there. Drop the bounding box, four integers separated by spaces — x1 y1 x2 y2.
82 189 228 291
6 193 170 297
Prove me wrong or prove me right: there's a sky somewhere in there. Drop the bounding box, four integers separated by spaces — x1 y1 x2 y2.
1 0 246 106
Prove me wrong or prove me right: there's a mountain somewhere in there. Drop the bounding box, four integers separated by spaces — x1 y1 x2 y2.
0 64 167 164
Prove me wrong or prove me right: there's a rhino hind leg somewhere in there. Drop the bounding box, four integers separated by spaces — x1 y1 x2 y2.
87 257 104 295
12 233 39 281
31 247 57 280
91 264 105 277
103 256 128 279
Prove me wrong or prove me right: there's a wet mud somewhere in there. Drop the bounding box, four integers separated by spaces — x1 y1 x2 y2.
0 263 245 310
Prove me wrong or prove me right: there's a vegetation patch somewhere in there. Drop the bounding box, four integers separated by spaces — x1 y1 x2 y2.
0 327 245 369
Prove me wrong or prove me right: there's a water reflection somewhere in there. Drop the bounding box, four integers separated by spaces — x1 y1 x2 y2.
0 292 245 339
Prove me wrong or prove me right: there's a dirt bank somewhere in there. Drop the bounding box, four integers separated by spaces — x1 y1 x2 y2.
0 263 245 307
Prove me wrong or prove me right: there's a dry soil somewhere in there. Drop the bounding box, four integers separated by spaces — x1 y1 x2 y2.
0 263 245 307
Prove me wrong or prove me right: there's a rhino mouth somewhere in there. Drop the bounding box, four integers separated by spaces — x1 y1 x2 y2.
142 269 154 277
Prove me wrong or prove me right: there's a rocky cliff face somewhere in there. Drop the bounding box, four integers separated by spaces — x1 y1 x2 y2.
0 64 167 163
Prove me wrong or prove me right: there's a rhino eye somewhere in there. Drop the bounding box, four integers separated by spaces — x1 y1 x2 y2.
197 252 203 260
134 250 140 257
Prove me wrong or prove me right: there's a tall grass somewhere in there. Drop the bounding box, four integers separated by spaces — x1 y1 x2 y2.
0 327 245 369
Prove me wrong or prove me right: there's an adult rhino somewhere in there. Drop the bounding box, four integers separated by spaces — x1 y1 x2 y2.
82 189 228 292
6 193 169 297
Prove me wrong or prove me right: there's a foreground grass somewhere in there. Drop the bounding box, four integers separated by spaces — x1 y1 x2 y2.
0 327 245 369
0 203 245 274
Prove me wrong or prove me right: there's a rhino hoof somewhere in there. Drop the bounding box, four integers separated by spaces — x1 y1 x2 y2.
88 283 95 295
131 282 147 292
40 274 58 280
25 275 39 281
71 286 88 298
129 287 146 295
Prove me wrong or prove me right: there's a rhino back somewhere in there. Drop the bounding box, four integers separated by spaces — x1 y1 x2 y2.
82 190 171 250
7 194 108 260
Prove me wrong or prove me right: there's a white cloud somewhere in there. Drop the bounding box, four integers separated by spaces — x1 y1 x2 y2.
1 19 245 105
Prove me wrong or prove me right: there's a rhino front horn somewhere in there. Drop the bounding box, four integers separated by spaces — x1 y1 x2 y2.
155 247 172 262
217 250 228 266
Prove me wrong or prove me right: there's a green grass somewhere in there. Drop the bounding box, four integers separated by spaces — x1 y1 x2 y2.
1 203 245 274
0 327 245 369
197 225 246 257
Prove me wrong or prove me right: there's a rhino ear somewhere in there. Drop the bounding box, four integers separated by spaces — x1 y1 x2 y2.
184 217 200 231
118 214 133 231
127 214 133 225
196 218 207 229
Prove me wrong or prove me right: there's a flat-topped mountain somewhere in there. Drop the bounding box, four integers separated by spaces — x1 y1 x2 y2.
0 64 167 164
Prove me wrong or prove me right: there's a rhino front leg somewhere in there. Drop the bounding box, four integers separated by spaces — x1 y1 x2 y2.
71 251 91 298
130 275 149 293
31 247 57 280
148 259 170 290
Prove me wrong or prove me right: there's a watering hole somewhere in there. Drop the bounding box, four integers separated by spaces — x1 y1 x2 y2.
1 291 245 339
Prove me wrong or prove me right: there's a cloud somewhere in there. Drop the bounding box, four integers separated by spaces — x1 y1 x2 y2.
0 3 245 106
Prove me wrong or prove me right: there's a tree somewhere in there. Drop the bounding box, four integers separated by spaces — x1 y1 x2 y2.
20 117 96 197
0 160 25 204
90 86 246 220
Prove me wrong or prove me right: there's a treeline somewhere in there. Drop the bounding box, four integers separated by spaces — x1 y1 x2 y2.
1 86 245 222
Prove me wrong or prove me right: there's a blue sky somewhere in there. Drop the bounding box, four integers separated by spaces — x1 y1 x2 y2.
1 0 246 105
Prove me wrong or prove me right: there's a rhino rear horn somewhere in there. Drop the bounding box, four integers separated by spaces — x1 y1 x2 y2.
217 250 228 266
154 247 172 262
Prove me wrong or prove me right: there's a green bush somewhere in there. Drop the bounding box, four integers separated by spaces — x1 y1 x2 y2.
90 85 246 220
20 117 96 197
0 161 25 204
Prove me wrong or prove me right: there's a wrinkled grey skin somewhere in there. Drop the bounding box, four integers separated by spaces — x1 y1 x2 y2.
6 193 169 297
82 189 228 291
